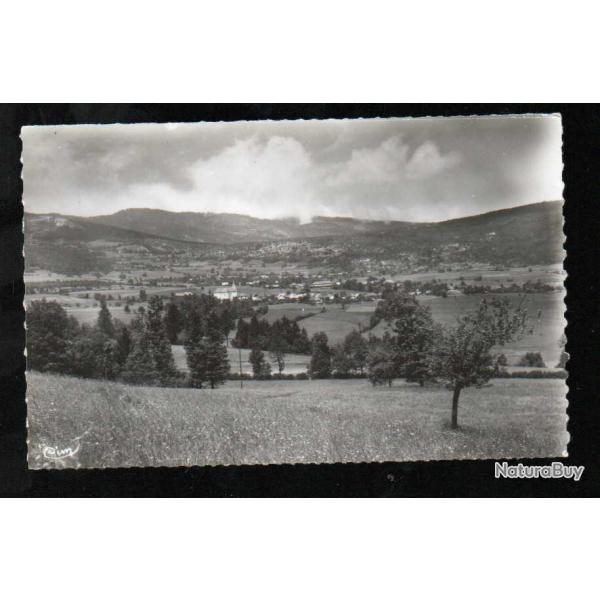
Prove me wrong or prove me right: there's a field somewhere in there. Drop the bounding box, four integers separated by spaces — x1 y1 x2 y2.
368 292 565 367
391 264 565 287
300 305 376 342
171 345 310 375
27 372 568 469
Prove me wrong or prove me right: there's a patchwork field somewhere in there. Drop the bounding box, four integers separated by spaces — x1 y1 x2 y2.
27 373 568 469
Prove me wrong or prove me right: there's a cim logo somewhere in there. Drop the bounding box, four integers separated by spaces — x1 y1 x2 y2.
42 445 77 460
42 440 81 461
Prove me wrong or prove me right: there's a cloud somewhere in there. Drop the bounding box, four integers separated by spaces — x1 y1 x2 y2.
325 136 460 187
21 116 563 222
187 135 317 222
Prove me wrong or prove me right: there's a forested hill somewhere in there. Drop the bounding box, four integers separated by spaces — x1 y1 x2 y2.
24 201 564 274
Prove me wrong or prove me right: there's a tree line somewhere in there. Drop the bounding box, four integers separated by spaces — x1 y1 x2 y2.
28 291 538 428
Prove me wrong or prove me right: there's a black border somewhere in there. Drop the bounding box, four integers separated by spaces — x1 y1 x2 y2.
1 103 598 497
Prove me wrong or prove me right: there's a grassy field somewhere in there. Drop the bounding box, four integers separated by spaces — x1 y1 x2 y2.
300 306 375 343
391 264 565 287
27 372 568 469
368 292 565 367
171 345 310 375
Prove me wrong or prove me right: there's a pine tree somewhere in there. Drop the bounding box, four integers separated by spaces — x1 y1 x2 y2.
163 302 183 344
145 296 179 384
122 296 179 386
115 325 132 369
184 305 206 387
185 316 229 389
121 334 158 385
203 334 230 388
96 299 115 338
233 318 249 348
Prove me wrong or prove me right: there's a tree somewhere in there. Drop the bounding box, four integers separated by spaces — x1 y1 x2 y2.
122 296 179 386
232 318 250 348
269 337 286 375
218 304 235 346
518 352 546 368
121 334 157 385
332 343 354 377
26 299 74 373
366 334 397 387
145 296 179 384
96 299 115 338
343 330 368 375
203 336 230 388
430 298 529 429
163 302 183 345
249 346 267 379
183 301 230 389
308 332 331 379
139 289 147 302
384 295 437 386
70 327 118 380
115 324 132 369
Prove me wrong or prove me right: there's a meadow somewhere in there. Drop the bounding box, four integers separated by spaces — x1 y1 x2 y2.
27 372 568 469
368 292 565 366
171 344 310 375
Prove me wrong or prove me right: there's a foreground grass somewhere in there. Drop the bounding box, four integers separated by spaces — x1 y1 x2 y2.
27 373 568 469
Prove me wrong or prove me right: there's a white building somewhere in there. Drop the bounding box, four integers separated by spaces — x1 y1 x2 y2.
213 283 238 301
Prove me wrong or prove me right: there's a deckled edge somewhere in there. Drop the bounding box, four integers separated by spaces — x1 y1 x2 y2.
23 113 569 470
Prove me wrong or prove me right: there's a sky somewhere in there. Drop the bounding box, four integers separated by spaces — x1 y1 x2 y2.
21 115 563 223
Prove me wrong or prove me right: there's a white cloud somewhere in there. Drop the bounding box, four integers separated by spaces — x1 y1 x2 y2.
325 136 460 187
186 135 317 222
405 140 461 180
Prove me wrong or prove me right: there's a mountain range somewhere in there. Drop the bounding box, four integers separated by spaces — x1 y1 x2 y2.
24 200 564 274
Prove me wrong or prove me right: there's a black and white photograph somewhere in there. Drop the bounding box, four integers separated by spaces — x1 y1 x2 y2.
22 115 567 469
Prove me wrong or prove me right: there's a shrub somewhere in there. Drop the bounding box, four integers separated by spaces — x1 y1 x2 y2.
517 352 546 368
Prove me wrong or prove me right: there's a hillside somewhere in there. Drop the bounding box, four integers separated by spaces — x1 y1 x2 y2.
86 208 404 244
27 372 568 468
24 201 564 274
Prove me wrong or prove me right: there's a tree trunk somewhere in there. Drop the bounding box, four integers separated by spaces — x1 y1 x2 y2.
451 384 461 429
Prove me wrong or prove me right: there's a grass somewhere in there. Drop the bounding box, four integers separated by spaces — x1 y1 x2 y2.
368 292 565 367
171 345 310 375
27 373 568 469
301 306 375 343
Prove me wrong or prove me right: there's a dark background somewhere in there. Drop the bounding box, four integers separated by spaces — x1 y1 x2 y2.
1 104 597 497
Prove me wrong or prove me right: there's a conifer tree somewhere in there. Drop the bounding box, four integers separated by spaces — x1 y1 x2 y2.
203 329 230 389
96 299 115 338
163 302 183 345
